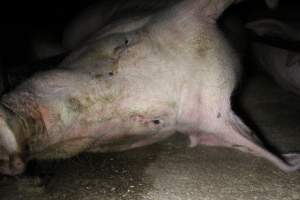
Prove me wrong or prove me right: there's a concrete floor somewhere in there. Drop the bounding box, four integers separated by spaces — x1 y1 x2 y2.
0 74 299 200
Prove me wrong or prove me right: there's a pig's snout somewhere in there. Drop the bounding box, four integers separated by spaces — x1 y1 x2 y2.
0 155 26 176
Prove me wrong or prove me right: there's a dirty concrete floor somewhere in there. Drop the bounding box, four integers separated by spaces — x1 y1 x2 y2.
0 74 299 200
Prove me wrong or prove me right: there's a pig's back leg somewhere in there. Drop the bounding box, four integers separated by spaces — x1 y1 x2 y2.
190 110 300 172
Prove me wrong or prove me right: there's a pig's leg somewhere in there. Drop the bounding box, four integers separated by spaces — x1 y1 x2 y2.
225 113 300 171
191 111 300 172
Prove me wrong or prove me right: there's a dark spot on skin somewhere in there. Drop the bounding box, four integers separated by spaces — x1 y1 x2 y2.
196 34 212 57
217 113 221 119
68 98 84 112
113 39 129 54
152 120 160 125
108 72 114 76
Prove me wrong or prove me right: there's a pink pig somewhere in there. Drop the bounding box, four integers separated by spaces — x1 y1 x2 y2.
0 0 299 176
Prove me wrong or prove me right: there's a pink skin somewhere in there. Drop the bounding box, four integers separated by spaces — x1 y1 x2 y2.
0 0 299 176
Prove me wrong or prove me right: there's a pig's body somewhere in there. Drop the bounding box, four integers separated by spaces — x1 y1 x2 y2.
3 4 236 157
0 0 300 175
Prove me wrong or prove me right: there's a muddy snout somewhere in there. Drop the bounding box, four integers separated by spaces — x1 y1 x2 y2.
0 154 26 176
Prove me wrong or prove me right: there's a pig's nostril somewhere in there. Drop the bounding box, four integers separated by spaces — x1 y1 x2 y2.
108 72 114 76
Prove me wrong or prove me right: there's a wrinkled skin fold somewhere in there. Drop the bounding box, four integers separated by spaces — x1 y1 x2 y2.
0 0 299 176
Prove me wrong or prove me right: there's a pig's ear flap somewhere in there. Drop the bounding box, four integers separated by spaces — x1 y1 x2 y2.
246 19 295 40
265 0 280 9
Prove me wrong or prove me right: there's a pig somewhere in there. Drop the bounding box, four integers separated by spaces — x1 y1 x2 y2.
0 0 300 176
246 19 300 96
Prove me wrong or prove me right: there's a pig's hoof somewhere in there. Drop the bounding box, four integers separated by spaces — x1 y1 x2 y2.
282 153 300 171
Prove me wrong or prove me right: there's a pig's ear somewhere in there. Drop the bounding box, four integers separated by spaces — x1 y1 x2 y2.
265 0 280 9
246 19 297 40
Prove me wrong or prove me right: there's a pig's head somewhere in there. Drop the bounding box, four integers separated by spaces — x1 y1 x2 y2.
0 106 26 176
